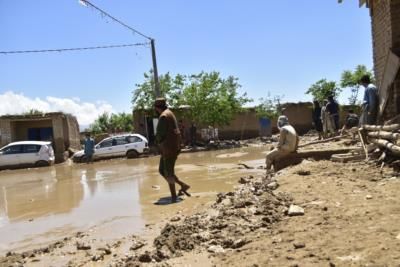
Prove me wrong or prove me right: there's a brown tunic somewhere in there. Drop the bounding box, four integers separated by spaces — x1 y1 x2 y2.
156 109 181 158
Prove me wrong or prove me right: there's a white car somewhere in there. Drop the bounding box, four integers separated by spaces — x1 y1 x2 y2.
0 141 55 170
72 133 149 163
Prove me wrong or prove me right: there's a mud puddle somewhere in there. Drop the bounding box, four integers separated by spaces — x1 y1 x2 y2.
0 146 268 255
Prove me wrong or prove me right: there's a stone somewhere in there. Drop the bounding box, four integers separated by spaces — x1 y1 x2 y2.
293 242 306 249
207 245 225 254
170 216 181 222
76 242 91 250
221 198 231 206
396 233 400 240
138 252 152 263
365 195 373 200
288 205 305 216
232 239 247 249
267 182 279 190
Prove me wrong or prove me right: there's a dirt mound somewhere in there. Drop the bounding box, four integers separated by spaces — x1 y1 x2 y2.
153 174 293 259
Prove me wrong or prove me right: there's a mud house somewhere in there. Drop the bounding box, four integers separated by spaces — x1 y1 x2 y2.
354 0 400 120
0 112 80 163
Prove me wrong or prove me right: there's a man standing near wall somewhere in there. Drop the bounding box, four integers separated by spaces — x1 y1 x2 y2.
359 74 378 125
154 98 191 203
265 115 299 172
84 133 95 164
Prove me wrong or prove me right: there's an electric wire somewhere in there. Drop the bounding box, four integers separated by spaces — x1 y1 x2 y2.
80 0 152 40
0 43 149 55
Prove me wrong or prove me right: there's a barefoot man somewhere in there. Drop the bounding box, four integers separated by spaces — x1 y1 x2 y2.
154 98 191 203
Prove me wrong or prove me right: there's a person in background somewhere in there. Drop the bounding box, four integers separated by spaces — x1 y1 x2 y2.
312 100 323 140
154 98 191 203
178 119 186 147
359 74 378 126
84 133 95 164
190 122 197 147
326 96 340 135
340 110 359 139
265 115 299 172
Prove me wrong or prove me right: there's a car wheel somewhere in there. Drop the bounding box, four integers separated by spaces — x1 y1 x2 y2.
80 155 88 163
126 150 139 159
35 160 49 167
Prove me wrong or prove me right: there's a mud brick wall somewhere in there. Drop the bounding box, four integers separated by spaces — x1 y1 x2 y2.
52 116 66 163
370 0 400 120
64 115 81 151
0 119 12 146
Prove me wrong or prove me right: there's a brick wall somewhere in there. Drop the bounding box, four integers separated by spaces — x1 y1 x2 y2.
370 0 392 87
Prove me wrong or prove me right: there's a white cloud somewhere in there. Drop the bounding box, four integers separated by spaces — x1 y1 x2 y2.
0 91 114 126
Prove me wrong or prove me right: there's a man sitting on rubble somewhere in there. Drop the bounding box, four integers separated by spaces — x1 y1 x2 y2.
266 115 299 172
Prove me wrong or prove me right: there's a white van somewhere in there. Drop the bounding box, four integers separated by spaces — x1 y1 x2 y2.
0 141 55 170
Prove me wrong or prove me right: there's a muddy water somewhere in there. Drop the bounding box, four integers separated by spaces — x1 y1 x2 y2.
0 146 267 254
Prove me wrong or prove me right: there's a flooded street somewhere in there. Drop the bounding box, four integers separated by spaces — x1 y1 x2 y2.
0 146 267 254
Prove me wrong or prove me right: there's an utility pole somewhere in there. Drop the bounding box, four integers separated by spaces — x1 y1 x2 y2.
151 39 161 97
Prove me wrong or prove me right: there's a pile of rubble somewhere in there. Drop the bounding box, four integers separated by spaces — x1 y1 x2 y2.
149 174 294 262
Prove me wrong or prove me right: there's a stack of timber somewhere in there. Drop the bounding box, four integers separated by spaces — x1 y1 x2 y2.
360 123 400 171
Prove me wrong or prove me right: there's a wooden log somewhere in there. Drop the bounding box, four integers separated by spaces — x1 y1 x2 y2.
367 131 400 141
358 129 369 160
298 136 342 148
369 138 400 156
362 124 400 132
273 148 355 171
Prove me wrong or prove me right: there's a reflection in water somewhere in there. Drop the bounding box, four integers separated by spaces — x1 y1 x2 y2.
0 159 147 253
0 147 266 253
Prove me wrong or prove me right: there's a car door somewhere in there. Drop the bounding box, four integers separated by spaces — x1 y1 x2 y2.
113 137 129 156
94 139 113 159
0 145 23 167
20 144 41 165
127 136 144 153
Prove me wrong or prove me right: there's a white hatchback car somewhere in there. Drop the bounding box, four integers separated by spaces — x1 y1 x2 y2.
72 133 149 163
0 141 55 170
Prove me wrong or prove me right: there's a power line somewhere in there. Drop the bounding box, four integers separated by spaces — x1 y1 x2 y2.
0 43 149 55
79 0 152 40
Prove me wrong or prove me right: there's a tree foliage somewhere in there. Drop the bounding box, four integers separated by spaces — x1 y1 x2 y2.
182 72 251 126
131 71 185 111
306 79 341 103
89 112 133 134
132 71 251 127
255 93 283 119
24 109 44 115
340 65 374 105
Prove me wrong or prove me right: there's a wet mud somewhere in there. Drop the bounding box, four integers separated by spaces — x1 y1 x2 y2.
0 146 268 255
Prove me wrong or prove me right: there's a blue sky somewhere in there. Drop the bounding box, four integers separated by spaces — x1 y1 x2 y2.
0 0 372 125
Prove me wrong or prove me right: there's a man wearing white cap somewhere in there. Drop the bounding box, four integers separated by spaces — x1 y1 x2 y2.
266 115 299 172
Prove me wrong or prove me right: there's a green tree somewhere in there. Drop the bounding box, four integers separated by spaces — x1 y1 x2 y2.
255 93 283 119
182 72 251 127
306 79 341 102
89 112 133 134
340 65 374 105
131 71 185 111
24 109 44 115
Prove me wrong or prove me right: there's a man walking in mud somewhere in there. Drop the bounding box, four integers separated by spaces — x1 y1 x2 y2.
265 115 299 172
154 98 191 203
